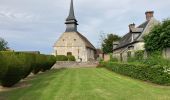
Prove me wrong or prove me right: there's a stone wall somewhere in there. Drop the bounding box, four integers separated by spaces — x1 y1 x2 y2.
52 61 98 69
53 32 95 62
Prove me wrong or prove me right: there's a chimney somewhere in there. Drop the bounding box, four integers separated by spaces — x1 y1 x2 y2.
129 23 135 32
145 11 154 21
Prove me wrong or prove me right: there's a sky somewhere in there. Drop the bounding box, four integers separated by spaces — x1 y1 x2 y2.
0 0 170 54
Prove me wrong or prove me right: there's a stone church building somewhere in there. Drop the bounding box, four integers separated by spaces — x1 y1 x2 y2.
113 11 160 61
53 0 96 62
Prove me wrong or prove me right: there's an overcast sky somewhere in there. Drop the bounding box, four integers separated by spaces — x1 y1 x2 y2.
0 0 170 54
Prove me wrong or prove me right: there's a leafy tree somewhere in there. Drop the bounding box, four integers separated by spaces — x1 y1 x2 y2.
144 19 170 52
0 37 9 51
102 34 121 53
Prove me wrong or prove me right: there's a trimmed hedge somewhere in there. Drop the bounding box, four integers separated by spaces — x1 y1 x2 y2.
56 55 76 61
100 62 170 85
67 55 76 61
0 52 56 87
56 55 68 61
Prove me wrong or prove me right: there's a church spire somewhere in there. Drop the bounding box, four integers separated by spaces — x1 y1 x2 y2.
67 0 75 21
65 0 78 32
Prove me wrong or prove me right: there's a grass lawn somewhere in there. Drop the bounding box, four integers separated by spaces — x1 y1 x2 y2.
0 68 170 100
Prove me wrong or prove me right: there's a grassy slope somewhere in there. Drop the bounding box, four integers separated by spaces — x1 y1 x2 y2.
0 68 170 100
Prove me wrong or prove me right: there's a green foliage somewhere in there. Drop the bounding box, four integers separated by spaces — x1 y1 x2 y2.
0 51 56 87
109 53 118 62
56 55 68 61
144 19 170 52
32 54 47 74
0 52 24 87
0 53 8 80
134 50 144 60
141 51 170 68
101 62 170 85
127 50 145 62
0 37 9 51
41 55 56 72
102 34 121 53
16 53 36 79
67 55 76 61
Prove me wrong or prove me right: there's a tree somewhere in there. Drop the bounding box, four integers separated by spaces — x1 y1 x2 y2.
101 34 121 54
144 19 170 52
0 37 9 51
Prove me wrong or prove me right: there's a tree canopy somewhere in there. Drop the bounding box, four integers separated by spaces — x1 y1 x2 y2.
102 34 121 54
144 19 170 52
0 37 9 51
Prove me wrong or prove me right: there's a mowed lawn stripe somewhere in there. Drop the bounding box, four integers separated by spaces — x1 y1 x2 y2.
0 68 170 100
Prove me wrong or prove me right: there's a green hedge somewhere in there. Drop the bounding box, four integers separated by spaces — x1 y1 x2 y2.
0 52 56 87
56 55 68 61
100 62 170 85
56 55 76 61
67 55 76 61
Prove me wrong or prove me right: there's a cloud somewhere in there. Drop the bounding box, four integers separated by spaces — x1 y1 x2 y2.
0 0 170 54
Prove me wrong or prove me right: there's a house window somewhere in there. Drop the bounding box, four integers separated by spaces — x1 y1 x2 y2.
74 39 76 41
63 39 65 41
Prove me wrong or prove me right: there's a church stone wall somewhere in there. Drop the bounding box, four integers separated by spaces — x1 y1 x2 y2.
54 32 94 62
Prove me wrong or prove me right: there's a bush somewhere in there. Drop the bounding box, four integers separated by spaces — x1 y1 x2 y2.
32 54 46 74
16 53 36 79
110 53 118 62
100 62 170 85
67 55 76 61
0 52 24 87
0 51 57 87
56 55 68 61
0 53 8 80
135 50 144 60
41 55 56 71
144 19 170 52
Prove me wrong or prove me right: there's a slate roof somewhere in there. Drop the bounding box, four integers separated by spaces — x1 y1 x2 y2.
114 21 149 50
77 32 96 50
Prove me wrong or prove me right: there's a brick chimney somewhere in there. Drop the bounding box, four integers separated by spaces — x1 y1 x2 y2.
145 11 154 21
129 23 135 32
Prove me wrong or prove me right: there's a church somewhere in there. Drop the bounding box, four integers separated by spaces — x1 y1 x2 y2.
53 0 96 62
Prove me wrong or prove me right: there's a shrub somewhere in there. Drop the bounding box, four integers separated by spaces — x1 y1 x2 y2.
0 53 8 80
135 50 144 60
144 19 170 52
110 53 118 62
100 62 170 85
56 55 68 61
67 55 76 61
41 55 56 71
0 52 24 87
16 53 36 79
32 54 46 74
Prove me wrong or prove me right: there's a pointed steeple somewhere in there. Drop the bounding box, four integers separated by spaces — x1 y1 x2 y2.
65 0 78 32
66 0 75 21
